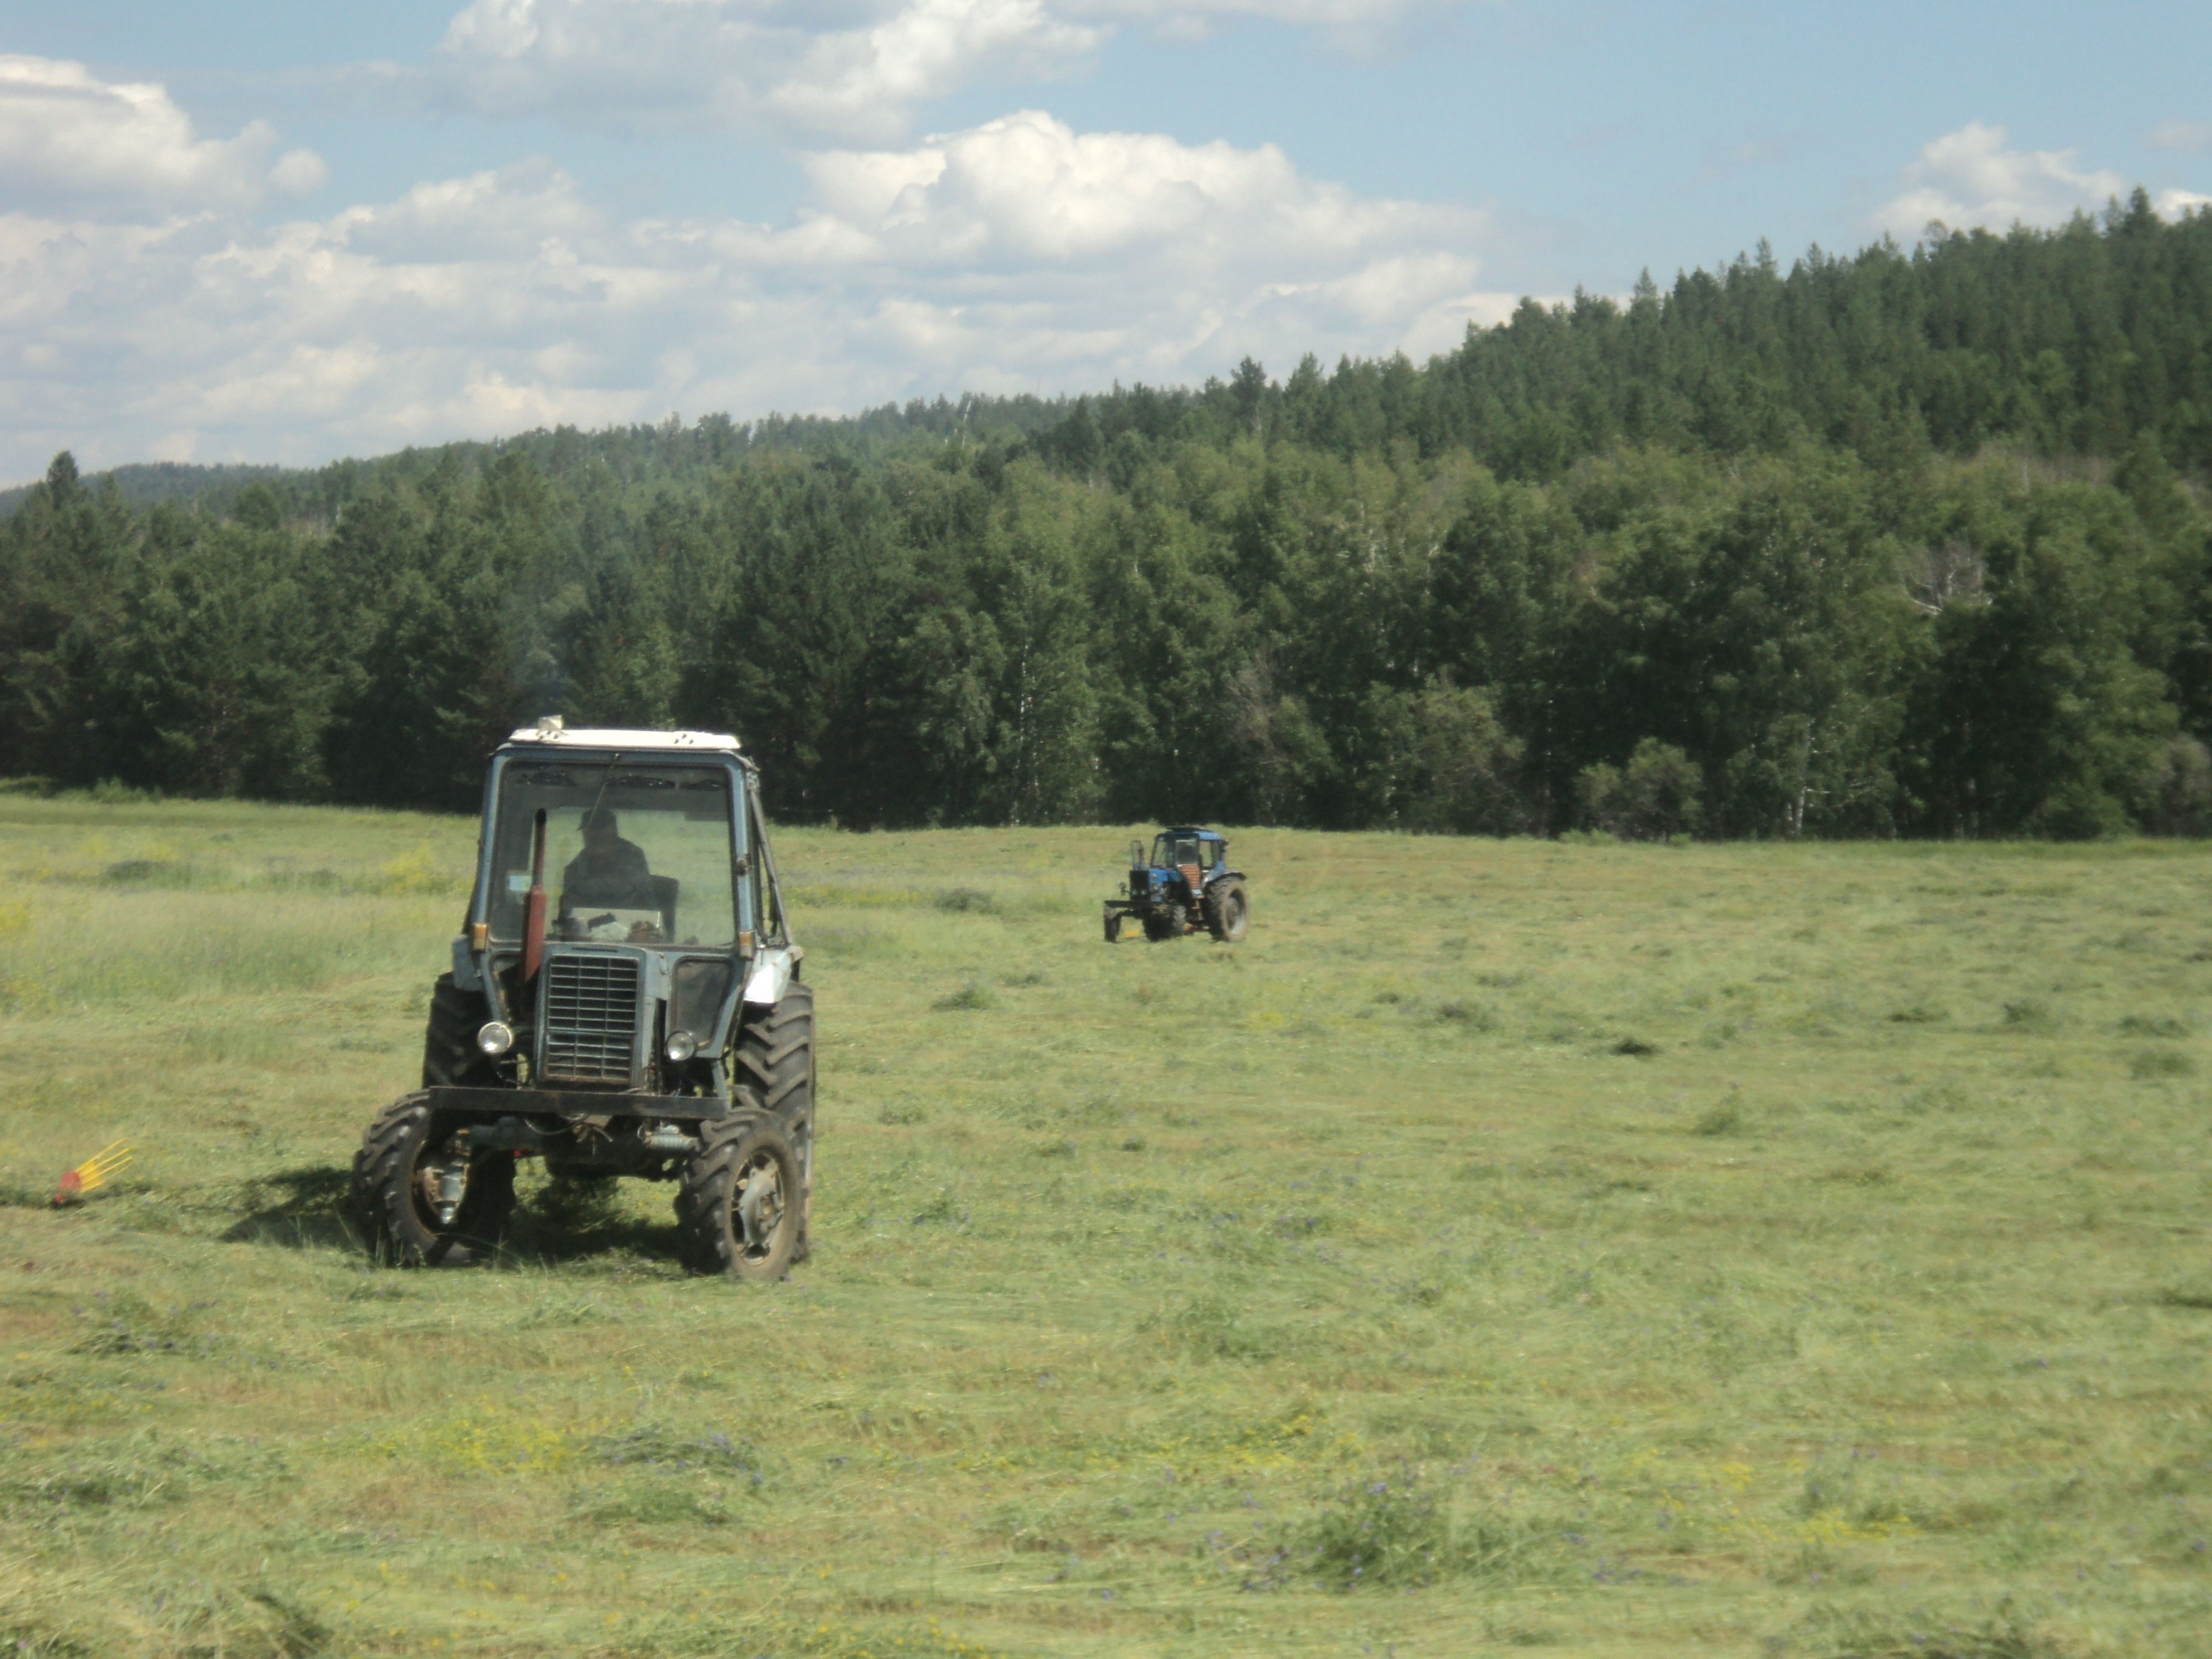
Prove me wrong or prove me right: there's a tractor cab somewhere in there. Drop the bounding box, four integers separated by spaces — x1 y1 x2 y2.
467 726 791 1091
1105 826 1248 943
1148 828 1222 894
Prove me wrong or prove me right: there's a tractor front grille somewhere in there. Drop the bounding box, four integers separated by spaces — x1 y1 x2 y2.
540 953 642 1084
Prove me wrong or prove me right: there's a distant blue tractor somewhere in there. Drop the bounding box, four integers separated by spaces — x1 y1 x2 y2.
1104 827 1250 943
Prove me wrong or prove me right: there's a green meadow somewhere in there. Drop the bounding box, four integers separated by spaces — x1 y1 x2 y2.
1 796 2209 1658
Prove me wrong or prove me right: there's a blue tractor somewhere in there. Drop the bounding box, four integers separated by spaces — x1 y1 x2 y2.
1104 827 1250 943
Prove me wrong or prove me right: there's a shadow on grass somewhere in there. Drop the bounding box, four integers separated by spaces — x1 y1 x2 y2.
1 1179 57 1210
220 1165 354 1249
500 1177 687 1272
220 1162 685 1272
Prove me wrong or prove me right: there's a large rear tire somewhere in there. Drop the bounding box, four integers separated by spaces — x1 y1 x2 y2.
730 980 814 1261
673 1110 800 1280
422 973 498 1088
351 1092 516 1267
1205 879 1249 942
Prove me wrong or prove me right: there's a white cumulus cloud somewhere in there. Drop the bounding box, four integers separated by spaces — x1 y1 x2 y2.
1872 121 2128 236
414 0 1458 139
421 0 1098 140
0 55 325 213
0 109 1509 479
2146 118 2212 154
793 110 1476 271
1068 0 1455 53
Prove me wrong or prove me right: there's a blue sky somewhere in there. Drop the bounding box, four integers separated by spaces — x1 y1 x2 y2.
1 1 2207 481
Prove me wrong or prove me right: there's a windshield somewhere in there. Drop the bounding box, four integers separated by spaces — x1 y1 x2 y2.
487 762 739 948
1153 833 1204 869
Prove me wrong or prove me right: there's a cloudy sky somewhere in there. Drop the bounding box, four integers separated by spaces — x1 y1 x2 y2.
1 0 2207 483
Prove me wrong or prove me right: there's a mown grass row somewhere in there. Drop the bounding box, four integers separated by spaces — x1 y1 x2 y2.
2 803 2209 1655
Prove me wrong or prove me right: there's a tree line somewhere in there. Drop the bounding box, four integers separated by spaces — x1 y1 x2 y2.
4 196 2210 838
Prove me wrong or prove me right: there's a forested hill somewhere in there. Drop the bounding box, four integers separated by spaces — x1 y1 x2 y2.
6 196 2212 838
0 397 1084 524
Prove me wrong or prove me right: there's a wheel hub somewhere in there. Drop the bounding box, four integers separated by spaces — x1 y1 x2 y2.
418 1143 472 1227
735 1151 785 1256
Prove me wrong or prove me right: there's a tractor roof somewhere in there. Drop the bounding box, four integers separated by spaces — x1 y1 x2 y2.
501 720 748 760
1161 825 1225 840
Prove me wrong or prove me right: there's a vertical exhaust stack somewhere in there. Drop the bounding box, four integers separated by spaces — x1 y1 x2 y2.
521 809 548 984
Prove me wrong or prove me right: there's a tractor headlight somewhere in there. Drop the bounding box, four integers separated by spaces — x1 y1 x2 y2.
664 1030 699 1064
477 1021 515 1057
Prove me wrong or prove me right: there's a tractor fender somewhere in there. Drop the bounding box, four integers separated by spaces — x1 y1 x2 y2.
743 944 802 1007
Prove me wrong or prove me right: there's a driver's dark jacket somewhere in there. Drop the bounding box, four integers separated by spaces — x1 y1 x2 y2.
561 839 655 911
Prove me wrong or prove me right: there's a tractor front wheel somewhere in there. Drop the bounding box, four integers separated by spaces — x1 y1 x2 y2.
731 982 814 1261
351 1092 516 1266
673 1111 802 1280
1104 909 1123 943
1142 903 1184 942
1205 879 1250 942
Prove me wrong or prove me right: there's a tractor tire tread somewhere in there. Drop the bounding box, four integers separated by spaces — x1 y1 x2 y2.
422 973 499 1089
350 1089 515 1267
1204 879 1249 943
673 1109 799 1278
757 1034 810 1067
726 982 813 1264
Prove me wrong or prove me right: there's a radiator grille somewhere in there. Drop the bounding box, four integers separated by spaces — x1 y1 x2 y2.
541 954 641 1084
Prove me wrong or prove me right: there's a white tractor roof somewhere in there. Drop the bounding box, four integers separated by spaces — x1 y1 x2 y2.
504 720 741 752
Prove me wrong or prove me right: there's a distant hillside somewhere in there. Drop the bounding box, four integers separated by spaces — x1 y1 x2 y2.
0 460 290 520
6 199 2212 840
0 395 1080 524
18 190 2212 525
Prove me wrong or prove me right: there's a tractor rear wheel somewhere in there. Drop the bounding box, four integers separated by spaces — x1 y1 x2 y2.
351 1092 516 1266
1205 880 1250 942
422 972 498 1088
730 981 814 1261
1142 903 1184 942
673 1110 801 1279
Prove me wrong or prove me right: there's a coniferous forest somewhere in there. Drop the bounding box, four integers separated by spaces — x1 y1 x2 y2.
7 195 2212 837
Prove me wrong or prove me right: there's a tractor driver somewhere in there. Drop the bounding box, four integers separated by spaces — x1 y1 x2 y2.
561 807 657 914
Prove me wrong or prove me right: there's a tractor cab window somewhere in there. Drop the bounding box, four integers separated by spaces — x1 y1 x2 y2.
488 763 739 948
1199 840 1221 871
1154 833 1201 870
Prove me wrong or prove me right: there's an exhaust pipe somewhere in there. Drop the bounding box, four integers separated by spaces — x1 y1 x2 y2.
521 809 548 984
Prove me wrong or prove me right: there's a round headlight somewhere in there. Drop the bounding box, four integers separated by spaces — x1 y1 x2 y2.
664 1030 699 1063
476 1021 514 1057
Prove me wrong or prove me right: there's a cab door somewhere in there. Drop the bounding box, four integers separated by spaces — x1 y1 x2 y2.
1170 833 1203 906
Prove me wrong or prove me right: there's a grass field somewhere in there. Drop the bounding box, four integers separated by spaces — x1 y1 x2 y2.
2 797 2209 1658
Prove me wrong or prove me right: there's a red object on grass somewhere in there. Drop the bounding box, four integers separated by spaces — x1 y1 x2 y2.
53 1141 132 1205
